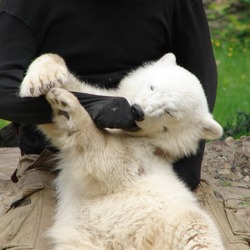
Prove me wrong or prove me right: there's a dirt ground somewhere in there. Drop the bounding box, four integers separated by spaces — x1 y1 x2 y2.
0 137 249 230
201 136 250 228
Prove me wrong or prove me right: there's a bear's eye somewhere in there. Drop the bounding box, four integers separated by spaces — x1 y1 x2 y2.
165 110 173 117
150 85 154 91
165 109 176 117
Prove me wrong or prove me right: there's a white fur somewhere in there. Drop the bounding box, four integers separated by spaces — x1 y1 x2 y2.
20 53 224 249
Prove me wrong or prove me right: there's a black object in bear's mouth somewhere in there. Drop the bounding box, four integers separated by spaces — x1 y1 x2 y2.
131 104 144 122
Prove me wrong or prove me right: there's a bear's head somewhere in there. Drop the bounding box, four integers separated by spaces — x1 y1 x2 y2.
121 53 223 159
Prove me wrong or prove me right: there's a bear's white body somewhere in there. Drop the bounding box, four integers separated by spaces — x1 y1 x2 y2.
20 53 224 249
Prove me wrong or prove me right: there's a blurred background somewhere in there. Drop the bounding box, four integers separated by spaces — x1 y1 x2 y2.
204 0 250 138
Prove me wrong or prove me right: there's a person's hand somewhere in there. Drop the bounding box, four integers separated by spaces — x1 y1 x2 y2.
73 92 143 131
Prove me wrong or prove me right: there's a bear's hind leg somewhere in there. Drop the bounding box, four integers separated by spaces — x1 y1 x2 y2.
169 209 224 250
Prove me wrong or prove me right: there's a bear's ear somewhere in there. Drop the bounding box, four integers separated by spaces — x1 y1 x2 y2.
159 53 177 66
201 116 223 140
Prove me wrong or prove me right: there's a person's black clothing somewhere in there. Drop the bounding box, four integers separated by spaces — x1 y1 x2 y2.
0 0 217 190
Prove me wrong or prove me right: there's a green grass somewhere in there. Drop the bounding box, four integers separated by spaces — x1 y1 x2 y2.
0 119 9 128
212 38 250 133
221 180 233 187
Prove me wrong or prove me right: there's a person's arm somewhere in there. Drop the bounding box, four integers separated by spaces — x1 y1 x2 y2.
172 0 217 112
172 0 217 190
0 11 137 129
0 11 48 124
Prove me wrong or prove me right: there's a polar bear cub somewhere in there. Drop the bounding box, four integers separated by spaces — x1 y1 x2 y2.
20 53 224 250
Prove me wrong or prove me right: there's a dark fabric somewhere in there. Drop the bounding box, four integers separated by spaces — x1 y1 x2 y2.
0 123 18 147
173 140 206 191
0 0 217 189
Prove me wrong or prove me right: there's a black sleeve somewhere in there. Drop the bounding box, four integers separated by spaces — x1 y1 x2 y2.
0 11 45 123
172 0 217 112
172 0 217 190
0 12 136 129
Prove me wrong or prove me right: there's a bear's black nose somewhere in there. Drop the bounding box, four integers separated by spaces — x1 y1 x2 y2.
131 104 144 122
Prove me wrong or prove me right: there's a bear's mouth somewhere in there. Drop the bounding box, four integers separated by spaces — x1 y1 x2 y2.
123 123 141 132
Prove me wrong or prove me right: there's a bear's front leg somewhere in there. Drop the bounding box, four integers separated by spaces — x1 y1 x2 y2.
40 87 102 148
20 54 81 97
